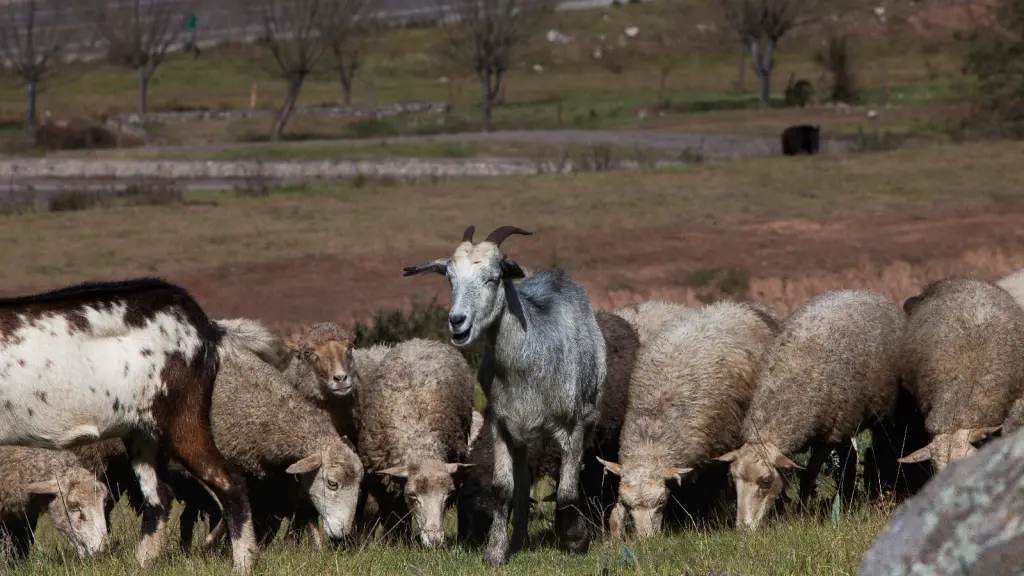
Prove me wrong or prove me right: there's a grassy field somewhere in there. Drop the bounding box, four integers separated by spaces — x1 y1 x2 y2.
10 489 892 576
0 1 975 146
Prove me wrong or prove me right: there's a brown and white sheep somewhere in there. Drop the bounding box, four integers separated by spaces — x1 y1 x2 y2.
357 338 475 548
611 300 694 345
897 277 1024 470
0 446 109 560
714 289 905 531
600 300 781 538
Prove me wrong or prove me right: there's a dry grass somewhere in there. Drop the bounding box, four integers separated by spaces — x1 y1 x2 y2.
1 140 1022 296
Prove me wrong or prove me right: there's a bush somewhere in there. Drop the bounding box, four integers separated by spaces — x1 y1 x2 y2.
34 119 142 151
814 35 858 104
784 76 815 108
354 298 484 372
47 189 104 212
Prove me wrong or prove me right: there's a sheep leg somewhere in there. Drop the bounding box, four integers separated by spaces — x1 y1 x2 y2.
799 442 834 507
483 428 515 565
554 421 592 555
125 435 173 569
179 502 199 554
510 444 531 553
608 502 626 539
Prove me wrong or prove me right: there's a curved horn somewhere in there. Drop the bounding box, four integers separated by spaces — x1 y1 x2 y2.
462 225 475 243
485 226 533 247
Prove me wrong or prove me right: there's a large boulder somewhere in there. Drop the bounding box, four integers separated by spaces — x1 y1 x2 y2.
859 429 1024 575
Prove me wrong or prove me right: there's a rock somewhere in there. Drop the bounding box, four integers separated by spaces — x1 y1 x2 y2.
592 47 603 59
859 429 1024 575
546 29 571 45
867 109 878 119
624 26 639 38
532 64 544 73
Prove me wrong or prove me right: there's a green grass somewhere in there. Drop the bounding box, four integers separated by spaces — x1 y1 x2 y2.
8 494 890 576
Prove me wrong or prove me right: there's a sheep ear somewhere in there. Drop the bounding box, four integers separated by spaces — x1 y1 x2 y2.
286 454 322 475
967 426 1001 444
24 479 59 495
444 463 474 475
773 453 804 470
713 450 740 463
897 445 933 464
500 258 525 280
662 467 693 483
402 258 449 277
378 465 410 479
596 457 621 476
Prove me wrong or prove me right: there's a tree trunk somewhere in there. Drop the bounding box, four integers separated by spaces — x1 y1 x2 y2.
750 39 775 108
339 72 353 106
272 74 305 142
137 67 150 114
479 68 494 132
736 44 746 93
23 80 38 142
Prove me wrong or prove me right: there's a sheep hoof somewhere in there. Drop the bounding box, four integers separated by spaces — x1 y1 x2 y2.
482 549 509 565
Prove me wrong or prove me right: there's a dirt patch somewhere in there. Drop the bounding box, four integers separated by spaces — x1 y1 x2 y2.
174 209 1024 332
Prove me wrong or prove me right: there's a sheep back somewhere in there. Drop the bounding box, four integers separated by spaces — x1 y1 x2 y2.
611 300 694 345
900 276 1024 435
742 289 906 454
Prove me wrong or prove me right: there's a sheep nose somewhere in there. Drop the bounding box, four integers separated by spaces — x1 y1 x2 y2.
449 313 466 328
332 373 345 384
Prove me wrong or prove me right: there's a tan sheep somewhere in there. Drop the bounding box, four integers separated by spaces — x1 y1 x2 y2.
997 268 1024 309
357 338 475 548
714 289 905 531
611 300 695 345
897 277 1024 470
0 446 108 560
598 300 782 538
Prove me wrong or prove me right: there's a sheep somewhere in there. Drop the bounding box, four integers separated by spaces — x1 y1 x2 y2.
0 446 109 560
713 289 906 531
610 300 694 345
404 225 607 564
180 318 364 548
356 338 474 548
996 268 1024 308
896 276 1024 470
0 278 257 573
598 300 781 538
457 310 640 545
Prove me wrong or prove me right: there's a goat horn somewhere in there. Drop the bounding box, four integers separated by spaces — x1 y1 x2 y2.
462 225 475 243
485 226 533 247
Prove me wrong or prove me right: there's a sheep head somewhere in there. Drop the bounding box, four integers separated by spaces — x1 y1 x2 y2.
714 442 803 531
897 426 1001 471
285 322 358 399
378 459 474 548
402 225 531 348
597 456 692 539
286 440 364 544
28 467 109 558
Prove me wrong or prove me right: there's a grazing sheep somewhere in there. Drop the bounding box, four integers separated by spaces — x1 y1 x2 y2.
405 225 607 564
0 446 109 560
714 289 905 531
897 277 1024 470
357 338 474 548
187 318 364 547
611 300 694 345
781 124 821 156
458 310 640 545
0 278 257 573
599 300 781 538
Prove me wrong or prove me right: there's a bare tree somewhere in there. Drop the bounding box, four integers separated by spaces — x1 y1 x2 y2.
249 0 359 141
83 0 192 114
322 1 373 107
718 0 826 107
0 0 79 139
440 0 555 132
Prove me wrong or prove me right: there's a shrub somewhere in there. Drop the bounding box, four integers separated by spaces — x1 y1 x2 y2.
354 298 484 372
959 0 1024 138
47 189 103 212
784 76 815 108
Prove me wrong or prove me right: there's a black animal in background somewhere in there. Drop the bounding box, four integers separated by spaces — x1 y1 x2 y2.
781 124 821 156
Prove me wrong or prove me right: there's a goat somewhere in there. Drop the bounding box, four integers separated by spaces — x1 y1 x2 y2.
404 225 607 565
0 278 257 574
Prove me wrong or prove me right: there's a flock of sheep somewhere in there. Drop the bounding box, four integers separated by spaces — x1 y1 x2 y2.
1 223 1023 572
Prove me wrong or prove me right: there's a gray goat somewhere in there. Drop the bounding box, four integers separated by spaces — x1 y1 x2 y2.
404 225 607 565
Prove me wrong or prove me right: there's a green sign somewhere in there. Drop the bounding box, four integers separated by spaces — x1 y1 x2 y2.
184 12 197 32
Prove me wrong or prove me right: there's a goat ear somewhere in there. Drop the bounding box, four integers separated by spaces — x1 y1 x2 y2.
662 467 693 483
773 453 804 470
24 479 59 495
967 426 1002 444
713 450 740 463
596 456 621 476
444 463 474 475
897 445 933 464
500 258 525 280
285 454 322 475
402 258 449 277
378 465 410 479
